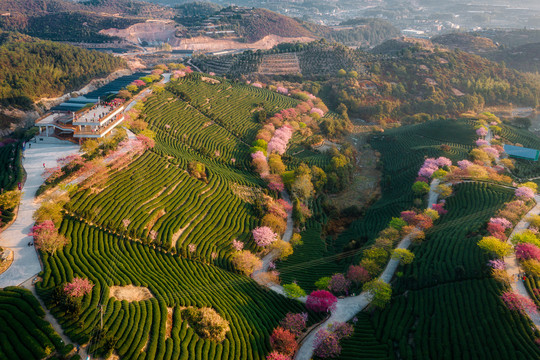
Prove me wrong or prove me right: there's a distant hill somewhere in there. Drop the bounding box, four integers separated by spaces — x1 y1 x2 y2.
0 0 174 42
486 42 540 73
305 18 400 48
371 37 434 54
473 29 540 48
0 31 126 108
176 6 399 46
431 33 497 54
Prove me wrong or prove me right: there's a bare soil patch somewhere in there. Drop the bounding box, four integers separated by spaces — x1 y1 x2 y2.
166 307 173 338
110 285 154 302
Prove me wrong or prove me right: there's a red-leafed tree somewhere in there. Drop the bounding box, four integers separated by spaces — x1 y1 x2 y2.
280 312 307 336
269 327 297 356
347 265 371 285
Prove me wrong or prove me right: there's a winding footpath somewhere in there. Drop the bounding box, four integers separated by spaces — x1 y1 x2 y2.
503 194 540 330
294 179 440 360
485 127 540 328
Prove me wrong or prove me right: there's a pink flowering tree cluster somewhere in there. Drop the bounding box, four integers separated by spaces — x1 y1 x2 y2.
487 222 507 240
310 108 324 117
232 239 244 251
515 186 535 200
63 277 94 298
490 217 513 229
400 210 435 230
488 259 506 270
252 226 278 247
267 126 294 155
313 322 354 358
269 181 285 192
418 157 452 178
306 290 337 312
132 79 146 87
457 159 473 170
515 243 540 262
432 202 447 216
276 86 289 95
476 127 488 136
172 70 186 79
136 134 155 149
251 151 269 177
252 82 263 88
475 139 489 147
29 220 69 256
501 291 538 315
483 146 500 159
266 352 290 360
277 199 293 212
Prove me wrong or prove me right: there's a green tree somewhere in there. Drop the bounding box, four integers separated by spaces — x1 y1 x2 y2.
391 248 415 265
363 279 392 308
283 283 306 298
412 181 430 195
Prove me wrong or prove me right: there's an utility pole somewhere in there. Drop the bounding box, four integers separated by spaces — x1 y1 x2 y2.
98 304 104 330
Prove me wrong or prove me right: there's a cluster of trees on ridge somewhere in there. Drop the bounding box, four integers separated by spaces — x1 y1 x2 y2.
0 31 126 108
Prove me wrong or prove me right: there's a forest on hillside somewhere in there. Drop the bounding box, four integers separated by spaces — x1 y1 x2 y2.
0 32 126 108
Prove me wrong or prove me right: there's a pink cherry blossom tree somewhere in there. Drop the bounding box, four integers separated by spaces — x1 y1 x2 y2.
476 127 488 136
515 186 535 200
435 157 452 167
29 221 69 255
489 217 512 229
501 291 538 315
252 226 278 247
63 277 94 297
232 239 244 251
457 160 473 170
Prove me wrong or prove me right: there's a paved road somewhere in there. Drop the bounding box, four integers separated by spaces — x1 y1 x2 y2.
0 139 79 288
504 194 540 330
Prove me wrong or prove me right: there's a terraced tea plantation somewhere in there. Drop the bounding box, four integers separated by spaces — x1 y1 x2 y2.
39 220 314 359
68 74 299 265
338 182 540 359
41 74 320 359
279 119 477 289
0 287 67 359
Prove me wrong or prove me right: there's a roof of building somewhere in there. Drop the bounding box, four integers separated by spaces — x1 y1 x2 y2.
503 144 540 161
